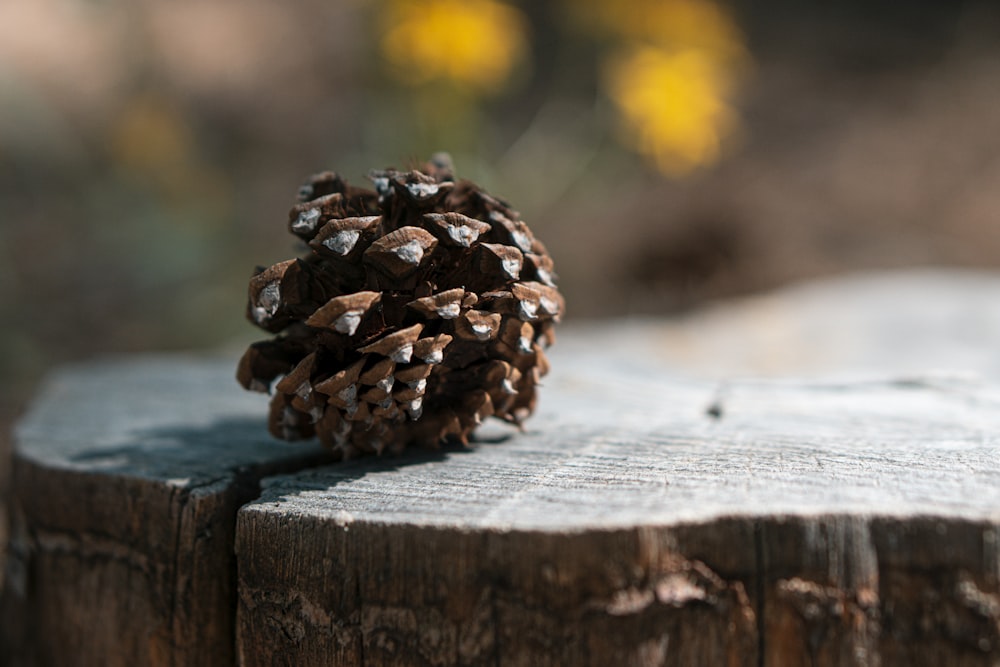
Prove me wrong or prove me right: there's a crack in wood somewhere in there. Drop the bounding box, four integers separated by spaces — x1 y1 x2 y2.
754 519 766 667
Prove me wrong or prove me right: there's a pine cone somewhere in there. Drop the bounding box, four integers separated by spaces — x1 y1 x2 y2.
237 155 562 457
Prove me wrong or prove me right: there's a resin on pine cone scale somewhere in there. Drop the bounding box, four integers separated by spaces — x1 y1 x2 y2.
237 157 562 457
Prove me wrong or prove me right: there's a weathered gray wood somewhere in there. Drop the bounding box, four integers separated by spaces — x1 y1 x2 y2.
6 269 1000 666
236 373 1000 666
235 270 1000 667
0 357 331 667
566 268 1000 379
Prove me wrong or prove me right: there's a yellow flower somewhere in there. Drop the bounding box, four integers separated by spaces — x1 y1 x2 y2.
111 93 193 174
380 0 528 93
570 0 749 175
605 46 737 175
109 92 229 215
567 0 746 64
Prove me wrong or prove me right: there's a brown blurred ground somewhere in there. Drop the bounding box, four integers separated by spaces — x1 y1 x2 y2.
3 1 1000 577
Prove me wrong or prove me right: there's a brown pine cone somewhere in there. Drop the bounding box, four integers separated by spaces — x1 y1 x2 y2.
237 155 562 458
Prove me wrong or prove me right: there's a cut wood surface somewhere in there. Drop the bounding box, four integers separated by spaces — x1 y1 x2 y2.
5 269 1000 666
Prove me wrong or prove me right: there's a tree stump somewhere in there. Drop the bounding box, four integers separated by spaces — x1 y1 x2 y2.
0 359 333 666
5 270 1000 666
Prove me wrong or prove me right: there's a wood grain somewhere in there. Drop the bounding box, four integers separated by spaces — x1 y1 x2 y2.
236 370 1000 666
6 269 1000 666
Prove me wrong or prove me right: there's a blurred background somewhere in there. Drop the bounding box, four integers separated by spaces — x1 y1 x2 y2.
3 0 1000 488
